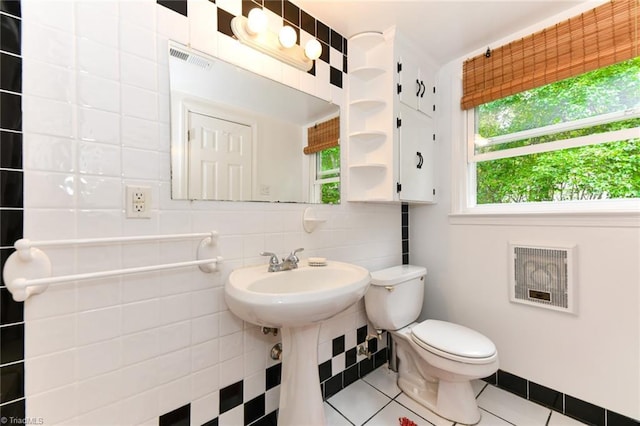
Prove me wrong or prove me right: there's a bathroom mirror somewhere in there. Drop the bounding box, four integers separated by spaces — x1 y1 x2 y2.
168 43 340 203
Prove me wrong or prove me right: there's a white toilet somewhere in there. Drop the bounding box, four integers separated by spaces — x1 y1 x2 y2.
365 265 499 425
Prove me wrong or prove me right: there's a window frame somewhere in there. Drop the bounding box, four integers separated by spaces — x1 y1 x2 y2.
454 108 640 220
309 147 341 204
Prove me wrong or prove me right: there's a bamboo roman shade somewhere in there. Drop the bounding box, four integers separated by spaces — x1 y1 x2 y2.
304 116 340 154
461 0 639 110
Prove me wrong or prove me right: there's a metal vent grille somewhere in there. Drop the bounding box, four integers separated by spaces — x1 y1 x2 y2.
169 46 213 70
509 243 576 314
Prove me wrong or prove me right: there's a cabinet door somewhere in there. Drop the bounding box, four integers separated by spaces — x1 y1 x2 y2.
398 55 431 116
398 104 435 203
416 66 434 116
397 55 421 111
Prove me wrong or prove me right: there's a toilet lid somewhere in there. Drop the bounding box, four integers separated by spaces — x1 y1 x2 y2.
411 320 496 359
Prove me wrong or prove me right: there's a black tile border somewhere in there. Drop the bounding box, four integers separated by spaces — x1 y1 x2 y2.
0 0 23 420
402 203 409 264
484 369 640 426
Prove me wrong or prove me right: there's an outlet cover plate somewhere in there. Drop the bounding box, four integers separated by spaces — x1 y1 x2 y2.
126 185 152 219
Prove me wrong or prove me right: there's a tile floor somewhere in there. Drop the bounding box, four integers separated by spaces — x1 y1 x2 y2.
324 366 586 426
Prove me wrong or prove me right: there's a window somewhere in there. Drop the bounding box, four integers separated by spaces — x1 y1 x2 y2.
469 58 640 205
312 146 340 204
460 0 639 210
305 116 340 204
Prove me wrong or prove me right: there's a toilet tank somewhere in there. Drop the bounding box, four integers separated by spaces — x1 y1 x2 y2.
365 265 427 331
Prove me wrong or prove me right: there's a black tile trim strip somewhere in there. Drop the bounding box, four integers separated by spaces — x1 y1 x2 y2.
402 203 409 264
483 369 640 425
0 0 24 420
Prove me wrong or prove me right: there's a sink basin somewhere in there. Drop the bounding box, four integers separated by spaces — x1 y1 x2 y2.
225 260 371 327
225 259 371 426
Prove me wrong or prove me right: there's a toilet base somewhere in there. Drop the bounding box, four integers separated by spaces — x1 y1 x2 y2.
397 370 481 425
391 325 496 425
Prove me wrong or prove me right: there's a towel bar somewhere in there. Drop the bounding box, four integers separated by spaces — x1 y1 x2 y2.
2 232 222 301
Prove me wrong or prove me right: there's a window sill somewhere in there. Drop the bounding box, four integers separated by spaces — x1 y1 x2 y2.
449 200 640 227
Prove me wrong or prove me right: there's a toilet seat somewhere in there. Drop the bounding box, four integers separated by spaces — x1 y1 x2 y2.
411 320 497 365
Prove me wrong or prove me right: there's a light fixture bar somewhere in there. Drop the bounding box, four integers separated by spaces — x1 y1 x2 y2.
231 15 314 72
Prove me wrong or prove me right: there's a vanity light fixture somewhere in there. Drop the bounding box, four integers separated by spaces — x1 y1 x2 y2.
231 7 322 72
279 25 297 49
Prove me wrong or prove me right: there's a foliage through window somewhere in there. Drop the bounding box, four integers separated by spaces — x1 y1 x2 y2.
470 58 640 205
314 146 340 204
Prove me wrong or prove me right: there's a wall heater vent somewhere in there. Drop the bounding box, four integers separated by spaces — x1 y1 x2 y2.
169 46 213 70
509 243 577 314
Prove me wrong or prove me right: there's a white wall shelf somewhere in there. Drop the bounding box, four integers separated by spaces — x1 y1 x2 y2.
349 163 388 170
349 130 387 142
349 32 385 50
347 28 437 204
349 98 387 111
350 66 386 81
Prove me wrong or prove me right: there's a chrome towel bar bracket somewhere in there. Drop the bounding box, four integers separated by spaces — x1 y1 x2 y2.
2 231 223 302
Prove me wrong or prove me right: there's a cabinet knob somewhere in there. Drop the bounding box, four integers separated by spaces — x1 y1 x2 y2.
419 81 426 98
416 152 424 169
415 79 421 96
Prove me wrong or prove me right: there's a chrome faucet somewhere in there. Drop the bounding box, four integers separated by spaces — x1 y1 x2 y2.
260 248 304 272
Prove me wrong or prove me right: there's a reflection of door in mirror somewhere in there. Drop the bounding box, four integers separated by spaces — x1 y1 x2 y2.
169 42 340 203
188 112 252 201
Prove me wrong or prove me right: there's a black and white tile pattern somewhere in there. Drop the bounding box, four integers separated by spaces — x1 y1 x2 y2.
0 0 24 420
155 325 389 426
158 0 348 87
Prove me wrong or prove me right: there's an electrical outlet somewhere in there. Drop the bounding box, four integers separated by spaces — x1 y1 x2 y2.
126 185 152 218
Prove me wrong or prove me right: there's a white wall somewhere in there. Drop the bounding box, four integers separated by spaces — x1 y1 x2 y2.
20 1 400 424
411 30 640 422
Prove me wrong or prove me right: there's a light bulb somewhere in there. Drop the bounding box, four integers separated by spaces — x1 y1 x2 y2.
304 39 322 60
279 25 297 48
247 8 267 35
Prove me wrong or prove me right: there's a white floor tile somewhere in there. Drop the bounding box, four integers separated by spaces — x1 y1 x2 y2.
395 393 454 426
477 409 513 425
472 379 488 398
327 380 391 426
325 402 353 426
548 411 588 425
362 365 401 398
477 385 551 425
365 401 428 426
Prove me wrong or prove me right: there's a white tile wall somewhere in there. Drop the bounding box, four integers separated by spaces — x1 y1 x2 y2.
21 0 401 424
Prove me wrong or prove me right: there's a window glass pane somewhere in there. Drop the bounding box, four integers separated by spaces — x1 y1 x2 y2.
320 181 340 204
476 140 640 204
476 58 640 142
315 146 340 204
476 117 640 154
317 146 340 174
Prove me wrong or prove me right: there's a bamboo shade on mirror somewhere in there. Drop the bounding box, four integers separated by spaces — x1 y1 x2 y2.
304 116 340 154
461 0 639 110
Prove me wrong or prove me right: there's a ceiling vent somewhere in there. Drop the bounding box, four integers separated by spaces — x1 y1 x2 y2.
169 46 213 70
509 243 577 314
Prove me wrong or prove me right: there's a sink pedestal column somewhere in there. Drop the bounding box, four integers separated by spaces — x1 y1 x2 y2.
278 324 325 426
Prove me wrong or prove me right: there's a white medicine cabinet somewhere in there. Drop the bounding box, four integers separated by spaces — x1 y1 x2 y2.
347 28 437 204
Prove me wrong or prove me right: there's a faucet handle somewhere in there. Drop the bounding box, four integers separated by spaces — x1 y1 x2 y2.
260 251 280 265
288 248 304 261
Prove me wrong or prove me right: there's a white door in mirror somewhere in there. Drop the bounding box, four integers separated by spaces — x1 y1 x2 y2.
188 112 253 200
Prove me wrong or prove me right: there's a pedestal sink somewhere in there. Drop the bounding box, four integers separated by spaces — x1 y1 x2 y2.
225 260 370 426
